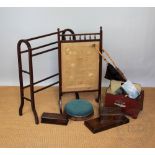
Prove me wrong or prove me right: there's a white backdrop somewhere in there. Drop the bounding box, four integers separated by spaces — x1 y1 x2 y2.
0 7 155 87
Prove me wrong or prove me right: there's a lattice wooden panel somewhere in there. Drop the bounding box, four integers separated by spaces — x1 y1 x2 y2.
61 41 100 92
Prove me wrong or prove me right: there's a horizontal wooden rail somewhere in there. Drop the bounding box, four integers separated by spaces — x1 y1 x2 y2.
61 39 100 43
62 89 99 94
23 97 31 102
34 81 59 93
60 33 100 36
21 41 58 54
23 73 59 89
26 30 64 41
22 70 30 75
32 47 58 57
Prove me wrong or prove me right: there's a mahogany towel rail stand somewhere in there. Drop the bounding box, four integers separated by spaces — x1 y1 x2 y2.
17 27 103 124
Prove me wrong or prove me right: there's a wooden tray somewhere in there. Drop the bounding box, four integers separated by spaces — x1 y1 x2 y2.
84 115 129 134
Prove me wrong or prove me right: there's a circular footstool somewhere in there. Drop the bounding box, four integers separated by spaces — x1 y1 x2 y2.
64 99 94 121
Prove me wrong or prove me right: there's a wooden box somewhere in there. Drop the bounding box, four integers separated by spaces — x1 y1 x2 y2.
105 90 144 119
41 112 69 125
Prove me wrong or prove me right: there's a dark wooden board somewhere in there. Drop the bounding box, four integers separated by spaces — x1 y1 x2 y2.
84 116 129 134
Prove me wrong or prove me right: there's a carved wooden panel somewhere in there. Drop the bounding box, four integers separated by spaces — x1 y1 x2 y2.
61 41 100 92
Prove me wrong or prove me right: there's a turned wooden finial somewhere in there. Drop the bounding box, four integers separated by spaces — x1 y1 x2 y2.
100 26 102 31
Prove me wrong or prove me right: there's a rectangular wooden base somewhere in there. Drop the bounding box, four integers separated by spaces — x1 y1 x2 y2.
41 112 69 125
84 116 129 134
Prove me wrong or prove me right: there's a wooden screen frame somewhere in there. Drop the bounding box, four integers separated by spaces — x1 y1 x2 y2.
57 27 103 113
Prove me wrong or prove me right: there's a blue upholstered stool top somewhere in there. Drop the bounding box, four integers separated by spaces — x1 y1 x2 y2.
64 99 94 117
